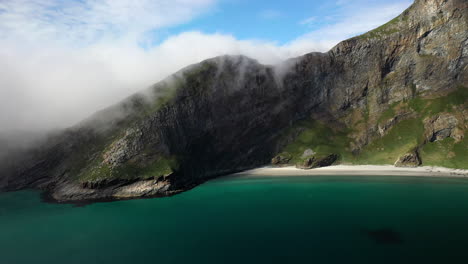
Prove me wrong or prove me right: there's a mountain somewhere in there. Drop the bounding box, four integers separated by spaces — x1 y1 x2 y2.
0 0 466 202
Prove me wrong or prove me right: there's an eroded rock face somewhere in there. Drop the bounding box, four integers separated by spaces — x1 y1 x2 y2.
378 112 417 137
424 113 460 142
102 128 144 168
51 177 175 202
395 151 422 167
334 0 468 150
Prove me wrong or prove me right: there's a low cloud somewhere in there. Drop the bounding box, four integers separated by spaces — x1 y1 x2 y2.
0 31 332 133
0 0 411 133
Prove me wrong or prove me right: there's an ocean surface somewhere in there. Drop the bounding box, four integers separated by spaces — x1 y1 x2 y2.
2 175 468 264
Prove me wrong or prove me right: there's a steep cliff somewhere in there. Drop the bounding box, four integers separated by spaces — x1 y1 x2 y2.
0 0 466 202
277 0 467 167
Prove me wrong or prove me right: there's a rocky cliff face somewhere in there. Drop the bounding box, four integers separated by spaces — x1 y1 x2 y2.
325 0 467 144
0 0 466 202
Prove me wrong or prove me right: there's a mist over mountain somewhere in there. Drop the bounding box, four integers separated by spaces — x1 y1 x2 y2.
0 0 466 202
0 0 411 133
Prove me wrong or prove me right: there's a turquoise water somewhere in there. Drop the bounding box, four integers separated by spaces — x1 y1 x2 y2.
2 175 468 263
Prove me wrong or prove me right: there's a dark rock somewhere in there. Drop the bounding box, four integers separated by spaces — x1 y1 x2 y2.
296 157 316 169
313 154 339 168
394 150 422 167
271 153 292 166
296 154 338 169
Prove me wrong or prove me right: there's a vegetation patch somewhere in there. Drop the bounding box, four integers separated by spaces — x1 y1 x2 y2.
352 86 467 166
419 135 468 169
358 16 401 40
377 102 398 124
408 85 467 115
351 118 425 165
278 86 466 168
137 77 185 117
77 156 179 183
279 119 352 164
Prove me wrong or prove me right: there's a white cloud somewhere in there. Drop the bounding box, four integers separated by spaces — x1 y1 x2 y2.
296 1 412 43
0 30 331 132
0 0 412 133
0 0 216 43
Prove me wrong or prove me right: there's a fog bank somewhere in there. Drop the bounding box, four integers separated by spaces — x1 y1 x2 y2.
0 0 411 133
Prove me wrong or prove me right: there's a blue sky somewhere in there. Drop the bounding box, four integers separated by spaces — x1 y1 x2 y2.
147 0 413 46
0 0 412 131
0 0 412 50
166 0 328 44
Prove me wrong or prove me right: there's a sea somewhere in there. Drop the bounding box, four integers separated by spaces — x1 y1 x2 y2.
1 175 468 263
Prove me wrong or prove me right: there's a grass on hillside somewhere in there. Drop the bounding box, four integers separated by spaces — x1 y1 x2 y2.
70 63 221 184
376 102 398 124
353 86 467 166
279 86 467 168
354 86 466 167
78 156 178 183
279 120 352 164
420 135 468 169
358 15 402 40
350 118 424 165
408 85 468 115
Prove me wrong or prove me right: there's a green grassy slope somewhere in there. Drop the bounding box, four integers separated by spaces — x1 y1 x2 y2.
277 120 352 165
277 86 467 169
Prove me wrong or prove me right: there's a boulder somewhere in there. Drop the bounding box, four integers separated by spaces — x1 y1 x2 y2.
301 148 316 158
296 154 338 169
313 154 339 168
296 157 316 169
271 153 292 166
394 151 422 167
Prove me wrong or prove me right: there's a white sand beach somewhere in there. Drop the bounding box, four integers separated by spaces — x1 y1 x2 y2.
233 165 468 178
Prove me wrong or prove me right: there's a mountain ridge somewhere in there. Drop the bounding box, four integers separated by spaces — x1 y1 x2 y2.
0 0 466 202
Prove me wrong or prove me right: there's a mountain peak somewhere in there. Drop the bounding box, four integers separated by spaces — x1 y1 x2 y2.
1 0 467 202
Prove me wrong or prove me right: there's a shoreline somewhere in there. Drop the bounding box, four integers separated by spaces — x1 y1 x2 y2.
23 165 468 205
232 165 468 178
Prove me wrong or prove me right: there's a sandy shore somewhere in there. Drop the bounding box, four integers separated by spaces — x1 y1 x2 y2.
233 165 468 178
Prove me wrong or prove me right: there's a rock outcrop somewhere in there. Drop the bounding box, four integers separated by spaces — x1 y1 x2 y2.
424 113 462 142
301 149 316 159
296 154 339 170
0 0 466 202
378 111 417 137
395 151 422 167
271 153 292 167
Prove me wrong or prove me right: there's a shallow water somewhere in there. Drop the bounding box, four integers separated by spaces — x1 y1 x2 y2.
2 175 468 263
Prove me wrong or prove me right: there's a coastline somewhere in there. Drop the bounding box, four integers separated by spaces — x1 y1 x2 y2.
32 165 468 205
232 165 468 178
